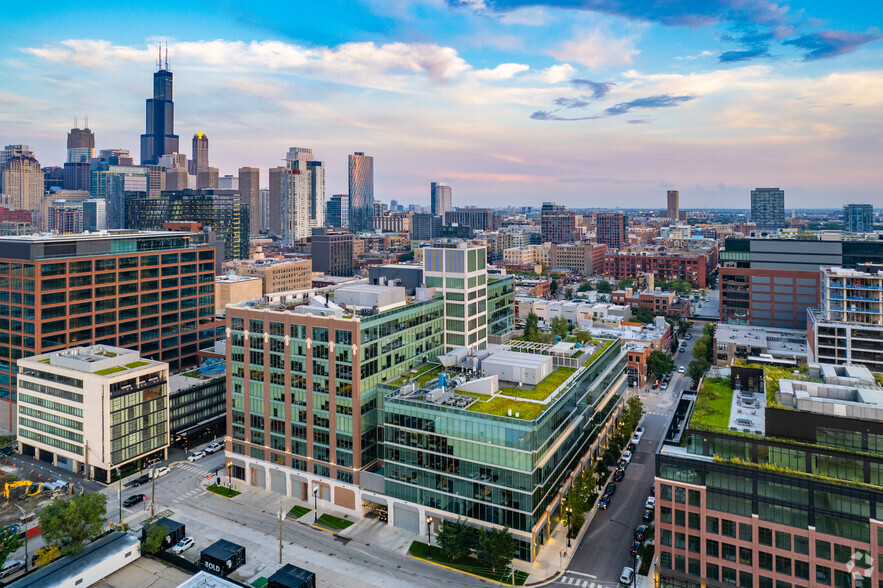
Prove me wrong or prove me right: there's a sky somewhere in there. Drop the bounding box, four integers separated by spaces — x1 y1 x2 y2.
1 0 882 209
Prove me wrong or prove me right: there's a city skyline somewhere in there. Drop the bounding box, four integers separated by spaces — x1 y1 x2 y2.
1 1 881 208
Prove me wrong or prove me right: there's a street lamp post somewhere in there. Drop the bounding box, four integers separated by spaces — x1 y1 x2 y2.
114 466 122 529
312 486 319 523
278 503 284 564
226 461 232 491
426 516 433 559
13 504 27 571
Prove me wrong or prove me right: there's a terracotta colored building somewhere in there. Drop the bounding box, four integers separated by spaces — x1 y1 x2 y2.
604 250 711 288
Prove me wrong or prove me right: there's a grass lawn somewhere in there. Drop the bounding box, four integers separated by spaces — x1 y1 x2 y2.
585 340 612 365
408 541 527 585
288 505 310 518
125 361 149 369
391 364 444 387
500 367 576 401
317 513 354 531
95 366 126 376
691 378 734 428
207 484 241 498
467 396 545 420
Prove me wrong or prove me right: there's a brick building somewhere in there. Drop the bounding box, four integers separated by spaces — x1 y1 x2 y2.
604 250 710 288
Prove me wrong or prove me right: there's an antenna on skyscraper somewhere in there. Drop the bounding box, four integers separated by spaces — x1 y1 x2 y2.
74 116 78 129
85 116 89 129
165 42 169 70
156 44 161 70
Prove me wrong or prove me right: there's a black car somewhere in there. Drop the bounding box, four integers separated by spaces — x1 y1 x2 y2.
650 482 655 496
604 483 616 497
613 468 625 482
618 459 629 470
123 494 146 507
634 525 648 542
628 442 637 452
629 541 642 556
642 508 654 522
598 495 610 509
131 475 150 487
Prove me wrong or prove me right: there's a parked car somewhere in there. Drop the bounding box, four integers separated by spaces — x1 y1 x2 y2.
660 382 668 390
0 560 24 578
613 468 625 482
187 450 206 462
148 466 170 478
632 432 643 444
635 427 644 437
678 366 685 373
619 566 635 586
205 442 223 454
634 525 648 542
131 474 150 487
650 482 656 496
171 536 195 554
645 496 656 509
642 508 654 522
629 541 642 556
598 495 611 510
604 483 617 497
3 524 19 535
627 442 637 453
621 450 633 463
685 334 692 340
123 494 146 507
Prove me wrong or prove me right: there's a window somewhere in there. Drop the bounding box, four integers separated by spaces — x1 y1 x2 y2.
722 543 737 562
661 529 672 546
816 565 831 585
833 570 851 588
722 519 736 538
815 539 831 560
794 560 809 580
675 509 686 527
706 563 719 581
661 506 672 523
775 555 791 576
739 546 753 565
739 523 752 542
688 489 700 506
688 535 701 553
706 539 719 558
775 531 791 551
707 516 719 534
688 512 700 530
675 486 686 503
793 535 809 555
759 527 773 546
759 551 773 571
739 571 753 588
722 567 737 586
675 532 686 550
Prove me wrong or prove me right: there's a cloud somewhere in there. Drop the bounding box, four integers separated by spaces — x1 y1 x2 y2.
538 64 576 83
570 79 615 98
719 47 772 62
472 62 530 80
449 0 789 27
548 28 640 69
554 97 590 108
604 94 695 116
627 119 652 124
675 50 714 60
529 110 597 121
783 28 883 61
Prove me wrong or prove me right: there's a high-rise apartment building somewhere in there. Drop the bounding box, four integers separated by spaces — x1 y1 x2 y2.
666 190 679 220
17 346 170 481
0 230 216 430
63 162 91 191
430 182 452 218
750 187 785 230
219 173 236 188
191 132 209 179
348 152 374 234
268 167 287 236
197 167 219 190
595 211 628 250
411 213 442 241
326 194 349 228
444 208 502 232
82 199 107 232
540 202 576 244
275 149 325 244
306 161 325 230
125 189 249 260
1 156 43 212
47 201 83 234
140 55 179 165
424 241 489 351
105 171 148 229
227 258 312 295
843 204 874 233
66 125 95 163
238 168 261 236
310 228 354 277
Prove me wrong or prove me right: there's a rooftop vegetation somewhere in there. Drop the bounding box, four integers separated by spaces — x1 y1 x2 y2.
690 377 734 428
95 366 126 376
500 367 576 401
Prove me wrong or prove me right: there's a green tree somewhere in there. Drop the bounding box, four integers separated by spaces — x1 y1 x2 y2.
624 396 645 430
436 518 473 561
647 350 675 382
573 330 593 345
578 282 593 292
616 279 635 290
523 313 540 342
564 287 574 300
661 279 692 295
631 306 654 324
670 335 679 354
550 279 559 297
687 358 709 383
596 280 612 294
0 527 22 568
475 527 514 573
703 323 716 338
692 340 708 362
141 523 169 555
398 250 414 262
40 493 108 556
550 316 570 339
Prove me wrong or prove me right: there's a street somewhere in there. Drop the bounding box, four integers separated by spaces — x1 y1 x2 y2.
555 323 703 587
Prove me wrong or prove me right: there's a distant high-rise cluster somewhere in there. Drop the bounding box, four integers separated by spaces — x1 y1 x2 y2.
750 187 785 230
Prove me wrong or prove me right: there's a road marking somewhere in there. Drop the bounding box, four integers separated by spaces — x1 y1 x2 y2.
569 571 598 579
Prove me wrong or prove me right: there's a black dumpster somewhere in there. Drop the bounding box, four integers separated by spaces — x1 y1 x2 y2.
268 563 316 588
141 517 185 551
200 539 246 576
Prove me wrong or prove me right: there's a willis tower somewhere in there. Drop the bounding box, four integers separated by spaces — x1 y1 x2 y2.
140 45 179 165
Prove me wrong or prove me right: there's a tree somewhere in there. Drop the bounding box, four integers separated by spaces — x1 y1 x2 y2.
40 493 108 556
141 523 169 555
550 279 559 297
437 518 473 561
398 250 414 262
0 527 22 568
670 335 679 354
578 282 593 292
564 287 574 300
647 350 675 382
523 313 540 342
475 527 514 573
687 358 709 383
573 329 593 345
550 316 570 339
631 306 655 324
616 279 635 290
624 396 645 430
692 340 708 363
596 280 612 294
703 323 716 338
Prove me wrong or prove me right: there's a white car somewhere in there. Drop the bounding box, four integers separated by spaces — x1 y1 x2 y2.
0 560 24 578
635 427 645 436
645 496 656 509
621 450 633 463
205 442 223 454
678 366 686 373
619 566 635 586
632 432 643 444
148 466 170 478
187 451 206 462
171 536 194 554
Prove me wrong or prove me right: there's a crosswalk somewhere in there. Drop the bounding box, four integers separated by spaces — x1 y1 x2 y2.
173 487 206 503
175 462 211 475
556 575 619 587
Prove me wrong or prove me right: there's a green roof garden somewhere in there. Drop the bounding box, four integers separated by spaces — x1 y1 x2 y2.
95 366 126 376
690 377 734 428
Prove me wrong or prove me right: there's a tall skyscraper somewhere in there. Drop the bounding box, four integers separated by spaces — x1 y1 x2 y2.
326 194 349 228
67 124 95 163
666 190 679 220
431 181 452 219
0 145 34 193
238 167 261 236
348 151 374 233
750 187 785 230
191 132 209 179
140 48 179 165
843 203 874 233
268 167 287 236
197 167 219 190
1 155 43 211
540 202 576 244
279 148 325 243
595 211 628 250
306 160 326 229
